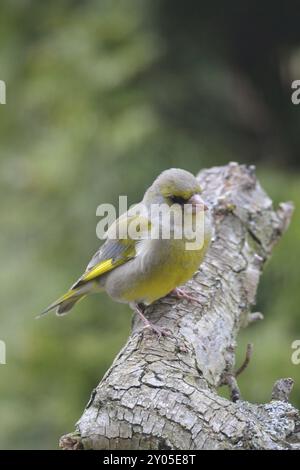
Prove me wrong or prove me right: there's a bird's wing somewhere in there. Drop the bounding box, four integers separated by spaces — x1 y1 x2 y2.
39 211 151 316
71 212 151 288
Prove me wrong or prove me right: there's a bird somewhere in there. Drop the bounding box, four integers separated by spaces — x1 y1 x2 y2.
40 168 212 335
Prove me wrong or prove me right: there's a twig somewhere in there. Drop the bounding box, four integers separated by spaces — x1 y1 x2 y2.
235 343 253 377
226 375 241 402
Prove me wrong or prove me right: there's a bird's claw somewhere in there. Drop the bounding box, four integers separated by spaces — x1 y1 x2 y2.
134 303 171 338
142 323 171 338
171 288 201 305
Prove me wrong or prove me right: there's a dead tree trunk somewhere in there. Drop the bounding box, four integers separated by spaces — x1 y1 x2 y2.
60 163 299 450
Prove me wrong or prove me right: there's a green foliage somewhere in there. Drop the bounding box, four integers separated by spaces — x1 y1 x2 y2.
0 0 299 449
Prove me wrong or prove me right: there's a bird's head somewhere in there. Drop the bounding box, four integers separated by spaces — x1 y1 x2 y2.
144 168 208 214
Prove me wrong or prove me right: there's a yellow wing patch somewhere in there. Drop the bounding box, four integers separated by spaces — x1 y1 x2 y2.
81 259 115 282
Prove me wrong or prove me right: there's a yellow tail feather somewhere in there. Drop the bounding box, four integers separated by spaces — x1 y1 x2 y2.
38 288 83 317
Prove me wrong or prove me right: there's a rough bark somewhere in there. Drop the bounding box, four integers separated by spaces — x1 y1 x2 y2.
60 163 299 450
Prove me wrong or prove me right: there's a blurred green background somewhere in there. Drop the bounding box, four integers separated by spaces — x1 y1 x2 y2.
0 0 300 449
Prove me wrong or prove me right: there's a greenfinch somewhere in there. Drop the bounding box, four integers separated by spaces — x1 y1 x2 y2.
41 169 212 335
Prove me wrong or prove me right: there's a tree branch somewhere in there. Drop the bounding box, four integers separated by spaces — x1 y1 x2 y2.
60 163 299 450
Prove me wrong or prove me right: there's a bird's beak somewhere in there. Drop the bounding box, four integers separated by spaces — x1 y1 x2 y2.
188 194 208 213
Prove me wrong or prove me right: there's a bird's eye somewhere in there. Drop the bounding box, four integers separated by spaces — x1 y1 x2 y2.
169 195 187 205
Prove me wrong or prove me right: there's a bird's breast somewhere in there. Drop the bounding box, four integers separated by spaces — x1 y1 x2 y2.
121 235 209 304
105 213 212 305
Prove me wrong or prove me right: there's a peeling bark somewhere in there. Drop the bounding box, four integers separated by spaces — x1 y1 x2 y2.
60 163 299 450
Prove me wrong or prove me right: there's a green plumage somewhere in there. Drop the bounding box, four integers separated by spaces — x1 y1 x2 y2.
41 168 212 316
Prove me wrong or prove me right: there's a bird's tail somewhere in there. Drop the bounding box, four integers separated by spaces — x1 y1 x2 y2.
38 284 91 318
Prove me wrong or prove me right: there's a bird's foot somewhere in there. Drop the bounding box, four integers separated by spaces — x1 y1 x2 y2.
134 303 171 338
142 322 170 338
170 287 201 304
